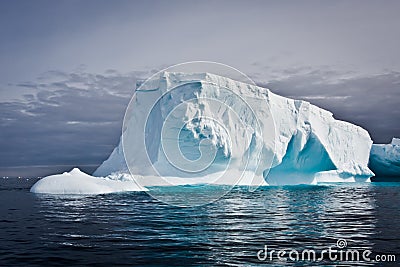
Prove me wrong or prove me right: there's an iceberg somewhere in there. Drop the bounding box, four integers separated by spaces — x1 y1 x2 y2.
94 72 374 186
30 168 144 194
31 71 377 195
369 138 400 177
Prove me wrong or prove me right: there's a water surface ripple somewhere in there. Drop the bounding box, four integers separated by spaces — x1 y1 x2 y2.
1 178 399 266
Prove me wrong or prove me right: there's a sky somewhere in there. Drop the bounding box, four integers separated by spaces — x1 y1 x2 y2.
1 0 400 177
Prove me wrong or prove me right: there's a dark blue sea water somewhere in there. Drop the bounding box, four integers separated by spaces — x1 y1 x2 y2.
1 178 400 266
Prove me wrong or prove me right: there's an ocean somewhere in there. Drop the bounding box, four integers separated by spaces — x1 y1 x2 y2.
1 178 399 266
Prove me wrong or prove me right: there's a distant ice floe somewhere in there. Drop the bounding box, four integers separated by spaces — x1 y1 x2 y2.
369 138 400 177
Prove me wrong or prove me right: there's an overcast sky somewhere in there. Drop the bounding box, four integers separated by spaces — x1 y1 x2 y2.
1 0 399 176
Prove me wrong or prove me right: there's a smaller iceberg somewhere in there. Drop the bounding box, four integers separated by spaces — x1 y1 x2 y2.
369 137 400 177
30 168 145 194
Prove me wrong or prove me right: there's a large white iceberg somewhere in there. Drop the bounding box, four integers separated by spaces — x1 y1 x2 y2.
369 138 400 177
94 72 374 186
31 72 376 195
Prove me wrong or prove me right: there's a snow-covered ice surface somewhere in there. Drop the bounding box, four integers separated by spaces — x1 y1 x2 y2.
369 138 400 177
30 168 144 194
392 137 400 146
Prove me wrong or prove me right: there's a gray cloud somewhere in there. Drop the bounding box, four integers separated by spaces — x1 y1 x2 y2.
258 69 400 144
0 70 151 177
2 0 400 85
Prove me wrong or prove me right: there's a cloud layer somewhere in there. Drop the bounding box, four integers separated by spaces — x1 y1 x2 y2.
0 70 145 176
1 68 399 177
261 68 400 144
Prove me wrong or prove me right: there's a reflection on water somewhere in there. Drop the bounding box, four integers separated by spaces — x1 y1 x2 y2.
1 179 400 266
371 183 400 258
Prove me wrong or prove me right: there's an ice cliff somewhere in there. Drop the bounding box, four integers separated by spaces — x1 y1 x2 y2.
94 72 374 185
369 138 400 177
